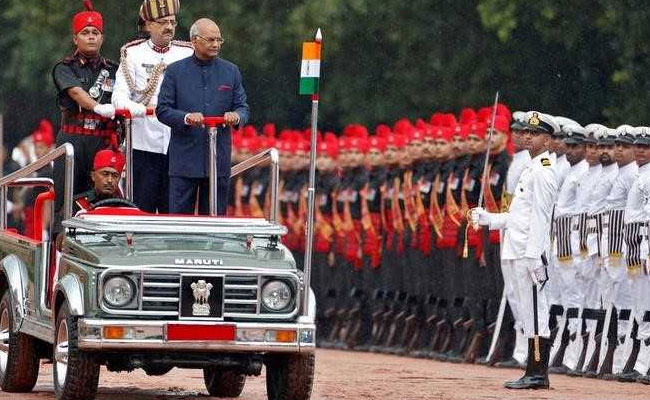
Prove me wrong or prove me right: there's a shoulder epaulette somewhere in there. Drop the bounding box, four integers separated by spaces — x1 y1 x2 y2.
171 40 193 49
541 158 551 167
121 38 147 53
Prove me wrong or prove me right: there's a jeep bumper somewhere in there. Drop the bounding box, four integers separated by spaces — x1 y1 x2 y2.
77 318 316 353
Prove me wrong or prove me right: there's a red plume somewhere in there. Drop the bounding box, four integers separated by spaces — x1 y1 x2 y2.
83 0 94 11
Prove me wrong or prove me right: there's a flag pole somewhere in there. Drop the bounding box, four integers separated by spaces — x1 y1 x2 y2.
301 28 322 317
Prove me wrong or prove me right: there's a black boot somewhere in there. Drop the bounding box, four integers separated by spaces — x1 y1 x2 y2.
504 337 551 389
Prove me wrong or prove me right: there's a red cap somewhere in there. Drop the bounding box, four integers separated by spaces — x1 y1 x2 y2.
73 0 103 34
375 124 392 137
394 134 407 149
430 112 445 126
496 103 512 121
369 136 387 152
467 122 487 140
393 118 413 136
435 127 454 142
347 137 369 153
242 125 258 138
491 115 511 135
343 124 369 138
239 136 260 153
263 123 276 138
453 124 468 139
317 140 339 159
94 149 124 172
32 130 47 145
459 108 477 124
411 129 424 143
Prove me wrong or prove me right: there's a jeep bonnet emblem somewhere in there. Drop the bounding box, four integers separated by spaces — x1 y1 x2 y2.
190 280 213 316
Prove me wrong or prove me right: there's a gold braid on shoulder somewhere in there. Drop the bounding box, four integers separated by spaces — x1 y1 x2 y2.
120 45 167 106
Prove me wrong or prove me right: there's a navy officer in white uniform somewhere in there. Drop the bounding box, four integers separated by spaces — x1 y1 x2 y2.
472 111 560 389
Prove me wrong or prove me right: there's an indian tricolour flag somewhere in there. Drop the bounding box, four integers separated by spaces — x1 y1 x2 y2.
299 40 321 95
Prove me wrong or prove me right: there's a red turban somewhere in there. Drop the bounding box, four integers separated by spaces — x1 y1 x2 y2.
73 0 103 34
94 149 125 173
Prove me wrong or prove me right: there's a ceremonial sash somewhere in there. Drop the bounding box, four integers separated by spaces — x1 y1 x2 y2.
314 205 334 253
391 177 406 253
445 173 463 226
608 209 625 257
554 215 573 261
483 165 500 213
402 171 418 234
624 222 645 275
343 198 363 270
428 174 444 238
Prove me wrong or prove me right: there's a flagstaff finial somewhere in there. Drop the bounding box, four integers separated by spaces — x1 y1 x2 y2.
315 28 322 43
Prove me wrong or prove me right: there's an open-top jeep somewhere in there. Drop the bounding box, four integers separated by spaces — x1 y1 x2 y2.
0 134 316 400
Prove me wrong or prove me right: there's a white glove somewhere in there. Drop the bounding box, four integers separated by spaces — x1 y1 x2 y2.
525 257 548 286
128 102 147 118
93 103 115 119
470 207 490 227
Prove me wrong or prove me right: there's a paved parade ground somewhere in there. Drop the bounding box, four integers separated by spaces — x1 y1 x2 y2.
2 349 646 400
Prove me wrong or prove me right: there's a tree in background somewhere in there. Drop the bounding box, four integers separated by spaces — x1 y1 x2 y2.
0 0 649 148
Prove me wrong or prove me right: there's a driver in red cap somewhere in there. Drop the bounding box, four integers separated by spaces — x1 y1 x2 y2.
73 149 126 213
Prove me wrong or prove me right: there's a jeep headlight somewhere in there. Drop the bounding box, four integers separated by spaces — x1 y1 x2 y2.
261 280 292 311
103 276 135 307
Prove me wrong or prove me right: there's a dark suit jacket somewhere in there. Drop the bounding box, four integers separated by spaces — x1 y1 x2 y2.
157 54 250 178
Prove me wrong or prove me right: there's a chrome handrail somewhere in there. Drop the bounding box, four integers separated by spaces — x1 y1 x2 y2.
229 148 280 224
0 144 74 229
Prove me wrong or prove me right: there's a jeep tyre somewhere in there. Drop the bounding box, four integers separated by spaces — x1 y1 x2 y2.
203 367 246 397
265 353 315 400
0 292 39 392
53 303 100 400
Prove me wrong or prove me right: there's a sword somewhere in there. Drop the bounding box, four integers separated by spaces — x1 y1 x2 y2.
533 283 541 362
476 91 500 213
464 92 499 258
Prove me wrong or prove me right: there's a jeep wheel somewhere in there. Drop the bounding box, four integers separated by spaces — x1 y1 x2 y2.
203 367 246 397
0 292 39 392
265 353 315 400
53 303 100 400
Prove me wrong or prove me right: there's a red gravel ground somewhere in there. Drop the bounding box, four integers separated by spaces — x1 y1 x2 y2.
2 349 647 399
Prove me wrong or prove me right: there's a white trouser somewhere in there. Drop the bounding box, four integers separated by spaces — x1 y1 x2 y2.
633 275 650 375
509 258 550 339
502 260 527 364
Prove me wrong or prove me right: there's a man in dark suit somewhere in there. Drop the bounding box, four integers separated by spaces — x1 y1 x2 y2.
157 18 250 215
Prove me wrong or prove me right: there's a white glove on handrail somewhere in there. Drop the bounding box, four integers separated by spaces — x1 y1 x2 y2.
93 103 116 119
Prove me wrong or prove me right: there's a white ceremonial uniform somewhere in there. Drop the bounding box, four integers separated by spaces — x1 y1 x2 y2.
614 162 650 374
482 151 559 339
112 39 193 154
554 153 571 189
549 160 588 306
562 162 602 370
502 148 532 364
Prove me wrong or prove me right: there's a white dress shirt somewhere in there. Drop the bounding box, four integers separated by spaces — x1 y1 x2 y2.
588 163 618 216
506 150 532 195
606 161 638 211
624 162 650 224
487 151 559 260
554 153 571 189
555 160 588 217
112 39 193 154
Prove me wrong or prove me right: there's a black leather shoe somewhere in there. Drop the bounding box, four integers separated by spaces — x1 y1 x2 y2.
548 365 569 374
504 375 549 389
618 371 642 383
636 374 650 385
